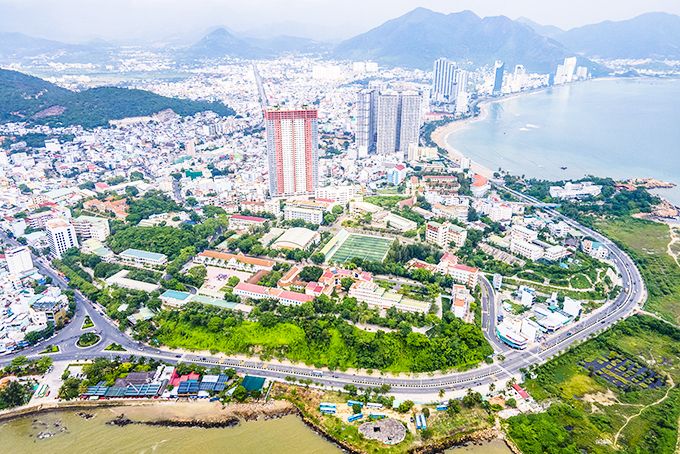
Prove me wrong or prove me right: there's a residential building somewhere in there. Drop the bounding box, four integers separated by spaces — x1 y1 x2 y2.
376 90 422 158
356 88 377 155
510 239 544 261
72 216 110 241
229 214 268 231
426 221 468 248
119 249 167 267
6 246 33 276
493 61 505 94
45 218 78 259
432 58 468 102
265 106 319 197
431 203 468 223
284 206 324 224
488 204 513 222
407 144 437 161
448 264 479 288
241 200 281 216
548 221 570 237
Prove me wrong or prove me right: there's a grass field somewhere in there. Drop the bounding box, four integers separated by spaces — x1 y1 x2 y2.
326 233 394 264
594 216 680 323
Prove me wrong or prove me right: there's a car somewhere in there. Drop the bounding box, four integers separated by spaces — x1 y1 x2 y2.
175 354 181 358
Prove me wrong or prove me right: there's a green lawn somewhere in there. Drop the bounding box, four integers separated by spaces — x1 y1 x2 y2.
570 273 592 289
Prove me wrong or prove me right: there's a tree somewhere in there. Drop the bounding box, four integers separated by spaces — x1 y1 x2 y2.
310 252 325 265
332 205 343 215
227 276 240 287
299 266 323 282
344 384 357 395
352 403 362 414
186 197 198 206
130 171 144 181
0 381 29 409
506 398 517 408
232 385 248 402
340 277 354 292
489 383 496 392
125 185 139 197
251 389 262 399
10 356 28 367
59 377 84 400
397 400 414 413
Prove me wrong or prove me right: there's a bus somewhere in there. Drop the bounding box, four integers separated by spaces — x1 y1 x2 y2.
366 402 383 410
347 413 363 423
312 370 323 377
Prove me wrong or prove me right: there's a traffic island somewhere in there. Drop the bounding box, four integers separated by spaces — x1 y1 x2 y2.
76 333 101 348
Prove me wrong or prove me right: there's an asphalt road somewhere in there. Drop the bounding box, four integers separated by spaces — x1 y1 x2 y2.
0 197 646 396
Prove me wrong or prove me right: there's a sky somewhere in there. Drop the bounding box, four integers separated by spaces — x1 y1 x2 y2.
0 0 678 43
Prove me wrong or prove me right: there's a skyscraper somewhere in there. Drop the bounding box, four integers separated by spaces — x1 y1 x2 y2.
493 61 505 94
555 57 578 85
432 58 467 102
375 90 422 158
265 106 319 197
356 88 377 155
512 65 526 93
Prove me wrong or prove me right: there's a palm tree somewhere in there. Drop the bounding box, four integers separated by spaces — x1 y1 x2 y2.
489 383 495 392
438 389 445 399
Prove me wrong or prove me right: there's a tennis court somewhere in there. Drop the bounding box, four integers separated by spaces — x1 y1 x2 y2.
326 233 394 264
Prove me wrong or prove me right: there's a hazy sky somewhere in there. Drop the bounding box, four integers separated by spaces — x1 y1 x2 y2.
1 0 678 43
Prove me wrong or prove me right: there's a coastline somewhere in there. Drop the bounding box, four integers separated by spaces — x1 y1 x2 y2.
0 396 519 454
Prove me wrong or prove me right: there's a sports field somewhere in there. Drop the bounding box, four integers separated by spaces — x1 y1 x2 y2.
326 233 394 263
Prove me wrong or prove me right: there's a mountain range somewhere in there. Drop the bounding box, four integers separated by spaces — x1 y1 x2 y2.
0 68 235 127
0 9 679 69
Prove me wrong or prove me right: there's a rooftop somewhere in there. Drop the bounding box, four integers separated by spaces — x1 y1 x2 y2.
121 248 166 261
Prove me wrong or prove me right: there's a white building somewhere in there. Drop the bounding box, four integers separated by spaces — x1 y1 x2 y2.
510 239 544 261
6 246 33 276
45 218 78 259
562 297 582 318
511 225 539 243
470 174 489 198
544 245 568 261
548 221 570 238
549 182 602 199
348 280 430 314
426 221 468 248
284 206 324 224
315 185 360 205
72 216 110 241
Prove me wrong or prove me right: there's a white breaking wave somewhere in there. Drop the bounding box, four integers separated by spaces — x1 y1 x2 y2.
519 127 530 131
526 124 540 128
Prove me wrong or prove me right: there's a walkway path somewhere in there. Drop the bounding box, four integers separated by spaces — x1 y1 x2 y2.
614 375 675 448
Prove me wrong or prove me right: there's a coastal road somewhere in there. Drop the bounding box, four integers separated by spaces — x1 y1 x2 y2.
0 199 646 397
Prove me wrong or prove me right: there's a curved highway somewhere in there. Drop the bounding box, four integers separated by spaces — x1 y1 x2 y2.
0 197 646 396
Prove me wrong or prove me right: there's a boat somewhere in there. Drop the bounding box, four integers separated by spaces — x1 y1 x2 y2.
560 166 567 170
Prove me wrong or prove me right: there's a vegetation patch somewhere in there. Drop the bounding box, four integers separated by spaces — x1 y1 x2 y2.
38 345 59 354
77 332 101 347
81 315 94 329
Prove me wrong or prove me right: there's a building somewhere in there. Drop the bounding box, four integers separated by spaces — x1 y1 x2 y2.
83 198 129 220
493 61 505 94
449 264 479 288
497 324 529 349
119 249 167 267
510 239 544 261
431 203 468 223
544 245 568 261
470 174 490 198
555 57 578 85
376 90 422 158
6 246 33 276
195 251 275 272
72 216 110 241
548 221 570 238
512 65 525 92
511 225 538 243
233 282 314 307
549 182 602 199
488 204 513 222
432 58 467 102
315 185 360 205
45 218 78 259
229 214 268 231
582 239 609 259
349 280 430 313
387 165 407 185
356 88 378 155
284 206 324 224
265 106 319 197
407 144 437 162
425 221 468 248
272 227 320 250
241 200 281 216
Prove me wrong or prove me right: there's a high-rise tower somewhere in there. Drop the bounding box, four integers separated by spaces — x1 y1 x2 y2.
265 107 319 197
493 61 505 94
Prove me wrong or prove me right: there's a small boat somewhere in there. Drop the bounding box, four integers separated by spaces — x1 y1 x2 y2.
560 166 567 170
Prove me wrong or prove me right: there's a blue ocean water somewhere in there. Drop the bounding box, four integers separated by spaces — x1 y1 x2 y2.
447 78 680 206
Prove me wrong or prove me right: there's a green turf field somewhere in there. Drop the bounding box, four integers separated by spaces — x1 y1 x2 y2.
326 233 394 263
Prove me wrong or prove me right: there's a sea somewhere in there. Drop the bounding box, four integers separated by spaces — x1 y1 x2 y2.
0 409 512 454
446 78 680 206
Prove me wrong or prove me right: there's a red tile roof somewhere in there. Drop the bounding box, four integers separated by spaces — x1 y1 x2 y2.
231 215 267 222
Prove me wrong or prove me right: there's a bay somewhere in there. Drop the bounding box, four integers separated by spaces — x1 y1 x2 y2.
447 78 680 206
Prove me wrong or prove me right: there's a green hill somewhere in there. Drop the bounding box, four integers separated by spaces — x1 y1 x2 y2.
0 68 235 128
